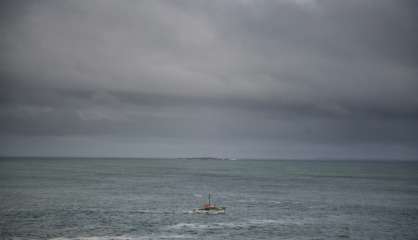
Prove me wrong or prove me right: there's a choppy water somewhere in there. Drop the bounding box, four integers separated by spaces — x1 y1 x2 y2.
0 158 417 239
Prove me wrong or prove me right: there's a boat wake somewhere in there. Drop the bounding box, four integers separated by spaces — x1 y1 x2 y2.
164 218 302 232
49 234 194 240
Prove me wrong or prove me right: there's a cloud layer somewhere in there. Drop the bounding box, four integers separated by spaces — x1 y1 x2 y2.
1 0 417 159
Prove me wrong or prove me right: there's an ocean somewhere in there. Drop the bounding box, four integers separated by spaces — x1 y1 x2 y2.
0 158 417 239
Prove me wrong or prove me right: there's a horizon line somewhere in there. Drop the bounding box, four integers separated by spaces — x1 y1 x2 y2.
0 155 417 162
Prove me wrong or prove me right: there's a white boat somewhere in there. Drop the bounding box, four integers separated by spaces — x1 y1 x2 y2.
193 193 225 214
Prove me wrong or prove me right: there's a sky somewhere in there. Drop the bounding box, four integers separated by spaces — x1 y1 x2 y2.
0 0 417 159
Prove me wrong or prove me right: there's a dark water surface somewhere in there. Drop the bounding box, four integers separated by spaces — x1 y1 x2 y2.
0 158 417 239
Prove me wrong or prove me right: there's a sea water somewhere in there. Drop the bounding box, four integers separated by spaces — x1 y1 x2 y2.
0 158 417 239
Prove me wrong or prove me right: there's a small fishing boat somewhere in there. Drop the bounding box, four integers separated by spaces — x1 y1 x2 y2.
193 193 225 214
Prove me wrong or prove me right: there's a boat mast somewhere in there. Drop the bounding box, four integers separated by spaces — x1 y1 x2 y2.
208 192 211 205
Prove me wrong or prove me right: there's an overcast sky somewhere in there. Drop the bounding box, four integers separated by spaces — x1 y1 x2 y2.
1 0 417 159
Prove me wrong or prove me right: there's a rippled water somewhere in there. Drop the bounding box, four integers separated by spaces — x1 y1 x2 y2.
0 158 417 239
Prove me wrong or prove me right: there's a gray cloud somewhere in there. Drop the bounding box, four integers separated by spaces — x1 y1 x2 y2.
1 0 417 159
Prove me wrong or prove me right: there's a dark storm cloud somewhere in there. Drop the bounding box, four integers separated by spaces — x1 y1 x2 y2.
0 0 417 158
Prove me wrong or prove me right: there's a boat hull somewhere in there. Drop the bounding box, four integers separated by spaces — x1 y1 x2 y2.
192 208 225 215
